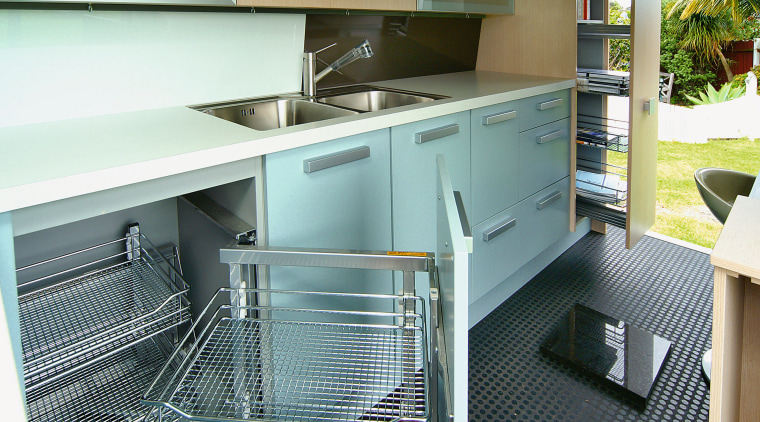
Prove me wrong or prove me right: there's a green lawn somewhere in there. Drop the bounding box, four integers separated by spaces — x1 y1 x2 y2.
609 138 760 249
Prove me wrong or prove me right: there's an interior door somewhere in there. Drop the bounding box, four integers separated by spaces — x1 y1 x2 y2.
435 155 473 421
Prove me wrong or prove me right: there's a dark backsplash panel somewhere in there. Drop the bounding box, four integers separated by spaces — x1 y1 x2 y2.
305 14 482 88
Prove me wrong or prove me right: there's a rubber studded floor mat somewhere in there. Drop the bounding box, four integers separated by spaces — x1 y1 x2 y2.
469 227 711 421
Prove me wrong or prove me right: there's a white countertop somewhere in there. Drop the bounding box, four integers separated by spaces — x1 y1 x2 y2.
1 71 574 218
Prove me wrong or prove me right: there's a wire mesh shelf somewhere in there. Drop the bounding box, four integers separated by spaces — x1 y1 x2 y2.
17 226 191 393
26 334 174 422
577 114 629 153
576 158 628 208
143 288 428 422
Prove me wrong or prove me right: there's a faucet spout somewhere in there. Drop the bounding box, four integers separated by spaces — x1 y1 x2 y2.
303 39 373 97
315 39 373 83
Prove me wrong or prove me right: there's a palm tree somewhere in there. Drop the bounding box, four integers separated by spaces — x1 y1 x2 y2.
668 10 737 81
668 0 760 21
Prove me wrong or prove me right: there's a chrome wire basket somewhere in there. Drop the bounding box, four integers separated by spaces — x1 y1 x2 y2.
143 287 428 422
17 224 191 421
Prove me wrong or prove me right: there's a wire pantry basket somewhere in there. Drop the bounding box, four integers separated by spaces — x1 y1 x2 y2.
143 285 429 422
17 223 192 395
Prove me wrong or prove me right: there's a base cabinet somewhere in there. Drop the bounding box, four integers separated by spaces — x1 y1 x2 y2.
469 90 571 305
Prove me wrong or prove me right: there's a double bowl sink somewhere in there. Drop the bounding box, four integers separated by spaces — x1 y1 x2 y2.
194 85 447 131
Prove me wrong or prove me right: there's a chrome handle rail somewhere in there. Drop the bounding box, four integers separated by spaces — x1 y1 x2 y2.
415 123 459 144
537 98 563 110
482 217 517 242
481 110 516 126
537 129 564 144
454 190 472 241
536 190 563 210
303 145 370 173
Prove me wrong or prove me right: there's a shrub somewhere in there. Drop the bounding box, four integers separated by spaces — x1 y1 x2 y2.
730 65 760 95
660 1 719 105
684 81 746 105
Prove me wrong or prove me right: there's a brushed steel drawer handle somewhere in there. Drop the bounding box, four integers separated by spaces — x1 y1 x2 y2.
303 145 370 173
536 191 562 210
483 217 516 242
415 123 459 144
481 110 517 126
537 129 564 144
537 98 563 110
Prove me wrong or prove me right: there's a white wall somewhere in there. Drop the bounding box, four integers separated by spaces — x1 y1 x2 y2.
0 10 306 128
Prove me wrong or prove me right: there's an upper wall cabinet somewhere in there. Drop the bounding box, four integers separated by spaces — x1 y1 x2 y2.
418 0 513 14
238 0 416 10
14 0 235 4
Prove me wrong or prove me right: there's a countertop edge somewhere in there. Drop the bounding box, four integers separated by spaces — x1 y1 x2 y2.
1 72 575 215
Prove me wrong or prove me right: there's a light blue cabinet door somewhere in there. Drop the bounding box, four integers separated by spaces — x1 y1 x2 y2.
518 117 571 199
391 112 471 256
265 129 393 317
470 101 519 225
522 177 571 260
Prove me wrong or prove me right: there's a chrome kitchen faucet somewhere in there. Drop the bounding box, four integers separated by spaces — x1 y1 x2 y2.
303 39 374 97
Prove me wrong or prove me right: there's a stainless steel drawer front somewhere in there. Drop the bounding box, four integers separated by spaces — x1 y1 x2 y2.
536 190 562 210
537 98 563 111
537 129 564 144
481 110 517 126
482 216 517 242
415 123 460 144
303 145 370 173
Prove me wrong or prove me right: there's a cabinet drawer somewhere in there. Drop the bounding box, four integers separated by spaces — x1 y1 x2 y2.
522 177 570 260
518 118 570 199
470 178 570 304
470 101 519 225
518 89 571 132
470 201 527 304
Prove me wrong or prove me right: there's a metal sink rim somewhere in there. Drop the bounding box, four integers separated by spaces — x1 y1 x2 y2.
191 97 361 131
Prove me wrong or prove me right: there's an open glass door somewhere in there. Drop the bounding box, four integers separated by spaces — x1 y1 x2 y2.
435 155 473 421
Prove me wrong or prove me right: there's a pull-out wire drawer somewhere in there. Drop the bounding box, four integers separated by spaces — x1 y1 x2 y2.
144 246 436 422
144 288 427 422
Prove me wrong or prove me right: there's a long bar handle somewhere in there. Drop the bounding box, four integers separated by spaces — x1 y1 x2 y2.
537 129 564 144
303 145 370 173
536 191 562 210
415 123 459 144
453 190 472 241
481 110 516 126
482 216 517 242
537 98 563 110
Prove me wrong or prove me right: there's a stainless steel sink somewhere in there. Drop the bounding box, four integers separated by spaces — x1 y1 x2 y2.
316 86 447 112
196 98 359 131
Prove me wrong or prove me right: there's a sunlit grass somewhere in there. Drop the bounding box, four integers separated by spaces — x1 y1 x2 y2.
599 138 760 249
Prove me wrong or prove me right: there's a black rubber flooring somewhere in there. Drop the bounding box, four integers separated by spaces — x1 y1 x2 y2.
469 227 712 421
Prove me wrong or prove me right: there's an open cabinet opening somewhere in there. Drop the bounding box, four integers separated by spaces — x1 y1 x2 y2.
13 177 256 422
